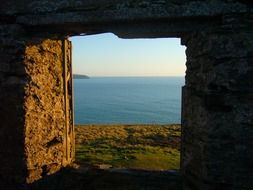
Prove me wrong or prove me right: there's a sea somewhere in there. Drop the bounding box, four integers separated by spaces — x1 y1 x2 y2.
74 77 185 125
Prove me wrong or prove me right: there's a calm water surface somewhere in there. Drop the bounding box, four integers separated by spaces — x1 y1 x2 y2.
74 77 184 124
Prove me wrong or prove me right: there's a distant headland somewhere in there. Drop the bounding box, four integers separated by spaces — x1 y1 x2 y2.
73 74 90 79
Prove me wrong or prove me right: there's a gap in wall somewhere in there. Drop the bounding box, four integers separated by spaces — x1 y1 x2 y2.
70 33 186 171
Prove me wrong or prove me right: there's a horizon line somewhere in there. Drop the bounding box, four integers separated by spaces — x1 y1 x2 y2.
73 74 185 77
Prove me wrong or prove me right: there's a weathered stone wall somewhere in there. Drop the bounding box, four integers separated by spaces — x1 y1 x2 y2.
0 0 251 38
0 0 253 189
182 16 253 189
0 29 73 186
24 39 66 183
0 24 27 186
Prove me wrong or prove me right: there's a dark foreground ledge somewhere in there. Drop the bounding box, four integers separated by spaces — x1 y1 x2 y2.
1 166 182 190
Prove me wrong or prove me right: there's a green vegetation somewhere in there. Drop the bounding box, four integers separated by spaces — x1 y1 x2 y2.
75 124 181 170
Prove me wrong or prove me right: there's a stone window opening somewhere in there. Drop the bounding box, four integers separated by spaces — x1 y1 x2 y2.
68 35 185 185
1 2 252 189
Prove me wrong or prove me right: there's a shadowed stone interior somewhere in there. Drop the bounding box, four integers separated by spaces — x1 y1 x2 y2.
0 1 252 189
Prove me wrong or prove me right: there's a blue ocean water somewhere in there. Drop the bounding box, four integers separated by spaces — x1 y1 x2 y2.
74 77 184 124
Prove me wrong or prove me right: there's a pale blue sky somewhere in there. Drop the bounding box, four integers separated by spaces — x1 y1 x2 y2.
70 33 186 77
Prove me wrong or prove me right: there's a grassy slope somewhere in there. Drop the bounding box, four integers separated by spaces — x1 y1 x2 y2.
75 124 181 170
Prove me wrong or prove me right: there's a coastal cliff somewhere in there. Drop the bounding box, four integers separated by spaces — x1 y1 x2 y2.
73 74 89 79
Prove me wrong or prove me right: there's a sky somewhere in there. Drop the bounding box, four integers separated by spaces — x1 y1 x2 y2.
70 33 186 77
